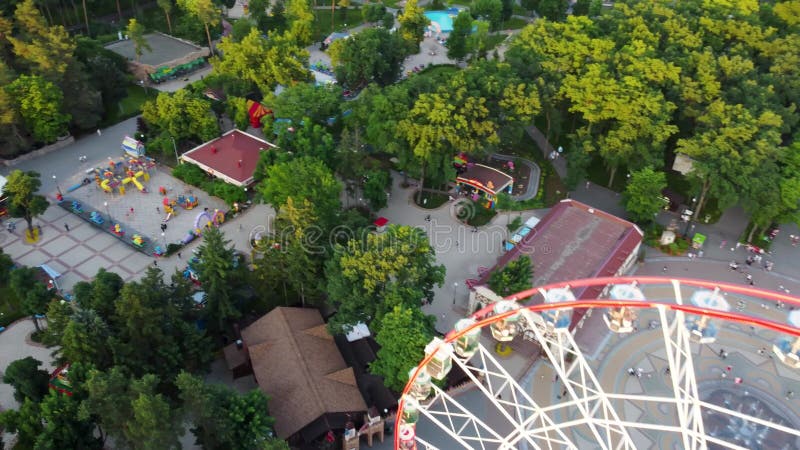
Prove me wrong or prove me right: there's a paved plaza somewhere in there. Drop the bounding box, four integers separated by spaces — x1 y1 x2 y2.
66 166 227 252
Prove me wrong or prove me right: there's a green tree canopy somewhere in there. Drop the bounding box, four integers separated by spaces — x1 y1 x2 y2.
177 0 220 51
397 0 428 52
622 167 668 224
6 75 70 143
3 170 48 234
195 227 243 332
369 305 434 391
325 225 445 333
126 18 151 63
10 265 53 331
142 90 220 142
3 356 51 403
257 156 342 225
330 27 405 90
285 0 313 46
177 372 280 449
446 10 473 60
487 255 532 297
213 28 311 96
471 0 502 30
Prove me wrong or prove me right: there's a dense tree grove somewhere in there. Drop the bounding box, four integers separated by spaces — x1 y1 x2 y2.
506 0 800 232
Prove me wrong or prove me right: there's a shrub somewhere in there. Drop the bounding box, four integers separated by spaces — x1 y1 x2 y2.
172 163 208 187
507 216 523 232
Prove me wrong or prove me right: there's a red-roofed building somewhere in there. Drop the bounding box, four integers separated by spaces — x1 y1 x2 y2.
180 129 278 187
470 199 643 330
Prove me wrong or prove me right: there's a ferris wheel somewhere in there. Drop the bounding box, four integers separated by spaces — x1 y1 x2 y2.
395 276 800 450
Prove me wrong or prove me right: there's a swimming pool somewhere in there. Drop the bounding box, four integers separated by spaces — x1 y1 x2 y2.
425 11 454 33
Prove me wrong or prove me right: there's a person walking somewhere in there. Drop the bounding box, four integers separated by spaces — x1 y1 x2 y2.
177 252 182 259
64 223 69 231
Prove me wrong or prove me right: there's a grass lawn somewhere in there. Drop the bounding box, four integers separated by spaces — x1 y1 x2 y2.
102 85 159 127
461 202 497 226
415 190 449 209
503 17 529 30
0 285 24 327
312 9 365 42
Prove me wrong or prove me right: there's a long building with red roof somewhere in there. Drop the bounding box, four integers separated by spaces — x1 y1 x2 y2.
470 199 643 330
179 129 278 187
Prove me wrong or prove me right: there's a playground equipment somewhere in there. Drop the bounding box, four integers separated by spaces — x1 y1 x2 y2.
89 211 104 225
153 245 165 257
66 178 91 193
100 178 122 193
131 234 145 248
177 194 199 210
110 223 124 237
181 229 199 245
122 135 145 157
71 201 83 214
163 203 176 222
246 99 272 128
183 256 201 285
122 170 148 193
194 209 225 231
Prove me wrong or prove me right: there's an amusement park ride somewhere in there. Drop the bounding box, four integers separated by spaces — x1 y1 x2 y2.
396 276 800 450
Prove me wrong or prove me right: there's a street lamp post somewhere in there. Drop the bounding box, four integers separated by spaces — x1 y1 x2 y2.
171 137 179 164
52 174 62 197
104 201 110 222
161 232 166 248
453 282 458 305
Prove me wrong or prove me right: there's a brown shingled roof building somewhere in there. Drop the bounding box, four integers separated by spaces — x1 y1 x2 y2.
224 307 367 442
471 199 643 331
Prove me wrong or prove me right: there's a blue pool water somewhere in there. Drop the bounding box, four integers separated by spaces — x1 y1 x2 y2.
425 11 454 33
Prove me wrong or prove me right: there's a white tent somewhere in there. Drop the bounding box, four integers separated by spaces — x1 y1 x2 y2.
345 322 371 342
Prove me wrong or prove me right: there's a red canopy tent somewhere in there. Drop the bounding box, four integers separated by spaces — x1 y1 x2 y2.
247 100 272 128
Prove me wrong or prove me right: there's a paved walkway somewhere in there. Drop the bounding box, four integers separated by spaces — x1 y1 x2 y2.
489 153 540 200
526 125 566 179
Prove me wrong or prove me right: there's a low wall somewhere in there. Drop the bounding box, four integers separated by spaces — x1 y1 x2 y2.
1 136 75 167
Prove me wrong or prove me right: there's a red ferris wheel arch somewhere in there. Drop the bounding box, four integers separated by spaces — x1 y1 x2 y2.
395 275 800 448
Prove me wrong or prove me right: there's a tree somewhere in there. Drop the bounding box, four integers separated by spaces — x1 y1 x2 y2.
274 120 337 167
446 10 472 60
247 0 269 30
370 305 434 391
158 0 174 33
108 267 213 379
3 356 51 403
73 268 125 322
622 167 667 224
178 0 220 51
127 19 151 62
10 266 52 332
142 90 219 142
60 308 113 368
34 390 103 449
488 255 532 296
471 0 501 30
8 0 76 81
397 0 428 52
361 2 385 24
258 156 342 224
177 372 280 449
467 19 490 60
41 298 73 347
195 227 242 332
0 246 14 285
252 198 325 307
268 82 343 127
362 169 391 210
6 75 70 143
535 0 568 21
3 173 48 239
213 29 310 95
325 225 445 333
81 369 183 449
285 0 313 46
330 27 405 90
